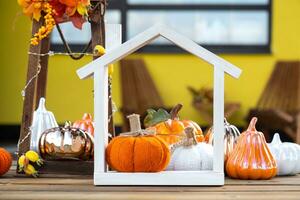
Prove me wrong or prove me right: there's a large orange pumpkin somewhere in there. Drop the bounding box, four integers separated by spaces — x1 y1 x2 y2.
226 117 277 180
0 148 12 176
73 113 94 136
144 104 204 145
106 114 170 172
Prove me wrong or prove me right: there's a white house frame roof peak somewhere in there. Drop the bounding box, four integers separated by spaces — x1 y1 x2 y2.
77 23 242 80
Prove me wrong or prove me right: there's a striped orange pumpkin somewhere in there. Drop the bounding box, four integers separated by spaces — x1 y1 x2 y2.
226 117 277 180
0 148 12 176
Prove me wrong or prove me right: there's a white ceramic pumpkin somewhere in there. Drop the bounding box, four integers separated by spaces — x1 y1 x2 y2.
268 133 300 176
30 98 58 153
166 127 213 171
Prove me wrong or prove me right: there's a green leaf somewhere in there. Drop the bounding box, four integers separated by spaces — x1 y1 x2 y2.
144 108 171 127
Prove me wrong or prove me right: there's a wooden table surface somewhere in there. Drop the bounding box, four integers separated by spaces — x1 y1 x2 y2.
1 164 300 200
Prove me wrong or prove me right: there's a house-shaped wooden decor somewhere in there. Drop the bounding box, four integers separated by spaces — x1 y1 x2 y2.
77 24 242 186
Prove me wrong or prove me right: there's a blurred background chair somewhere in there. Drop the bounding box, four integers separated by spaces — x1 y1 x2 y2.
120 58 170 132
248 61 300 144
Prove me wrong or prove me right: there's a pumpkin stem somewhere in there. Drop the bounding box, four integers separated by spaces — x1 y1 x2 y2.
271 133 282 145
64 121 72 128
127 114 142 133
170 103 183 120
183 127 198 146
82 113 92 121
224 118 229 125
247 117 258 132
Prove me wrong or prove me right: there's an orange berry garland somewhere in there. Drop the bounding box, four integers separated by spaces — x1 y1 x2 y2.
30 3 56 46
18 0 91 45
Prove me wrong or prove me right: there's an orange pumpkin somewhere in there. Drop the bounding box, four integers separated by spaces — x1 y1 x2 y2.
226 117 277 180
73 113 94 136
144 104 204 145
106 114 170 172
0 148 12 176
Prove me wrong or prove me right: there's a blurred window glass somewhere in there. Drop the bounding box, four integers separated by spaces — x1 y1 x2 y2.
51 0 271 53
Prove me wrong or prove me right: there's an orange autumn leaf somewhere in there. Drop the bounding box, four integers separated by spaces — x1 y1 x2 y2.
59 0 90 16
59 0 77 7
17 0 46 21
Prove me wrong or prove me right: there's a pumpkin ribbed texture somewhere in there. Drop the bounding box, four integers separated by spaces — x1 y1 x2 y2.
73 113 94 136
0 148 12 176
226 117 277 180
106 114 171 172
166 127 213 171
205 118 240 164
106 135 170 172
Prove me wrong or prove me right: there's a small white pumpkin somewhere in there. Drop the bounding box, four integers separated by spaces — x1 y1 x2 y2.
30 98 58 153
167 127 213 171
268 133 300 176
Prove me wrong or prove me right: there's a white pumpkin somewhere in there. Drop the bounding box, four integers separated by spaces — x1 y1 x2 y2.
167 127 213 171
268 133 300 176
30 98 58 153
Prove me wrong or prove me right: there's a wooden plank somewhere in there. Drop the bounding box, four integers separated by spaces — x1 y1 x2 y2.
1 191 300 200
35 35 50 107
90 0 105 60
2 175 300 186
19 19 45 155
1 184 300 192
3 166 300 186
38 160 93 175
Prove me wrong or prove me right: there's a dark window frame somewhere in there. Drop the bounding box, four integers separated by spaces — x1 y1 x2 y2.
51 0 272 54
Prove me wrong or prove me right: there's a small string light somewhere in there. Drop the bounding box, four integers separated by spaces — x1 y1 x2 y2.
21 63 41 99
22 51 98 99
28 51 95 57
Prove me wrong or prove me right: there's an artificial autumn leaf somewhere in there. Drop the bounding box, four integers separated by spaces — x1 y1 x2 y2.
49 0 67 23
59 0 77 7
144 109 171 128
59 0 90 17
65 6 77 16
77 3 88 16
69 12 86 29
17 0 44 21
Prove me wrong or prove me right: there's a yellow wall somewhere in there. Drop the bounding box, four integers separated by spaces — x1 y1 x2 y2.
1 0 299 127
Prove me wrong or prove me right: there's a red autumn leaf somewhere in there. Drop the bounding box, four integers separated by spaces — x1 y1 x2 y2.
69 12 86 29
49 0 67 23
59 0 78 7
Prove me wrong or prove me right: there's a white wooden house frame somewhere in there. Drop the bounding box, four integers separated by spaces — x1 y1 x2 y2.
77 23 242 186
